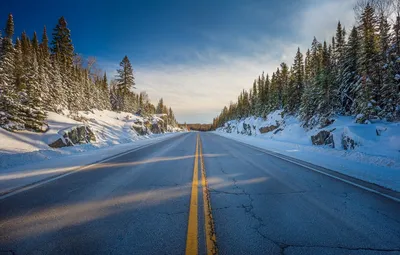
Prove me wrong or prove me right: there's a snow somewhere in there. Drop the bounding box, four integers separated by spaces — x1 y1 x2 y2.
215 112 400 192
0 109 183 171
0 109 184 195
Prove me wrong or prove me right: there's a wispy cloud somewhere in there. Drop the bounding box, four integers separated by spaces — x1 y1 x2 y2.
101 0 357 123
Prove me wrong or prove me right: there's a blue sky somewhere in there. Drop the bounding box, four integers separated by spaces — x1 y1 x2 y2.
1 0 357 123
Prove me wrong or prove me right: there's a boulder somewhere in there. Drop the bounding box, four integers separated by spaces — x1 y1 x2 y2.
342 134 357 150
259 125 279 134
311 130 335 148
49 125 96 148
151 123 163 134
224 123 232 133
376 126 387 136
49 138 67 148
241 123 252 136
132 125 148 136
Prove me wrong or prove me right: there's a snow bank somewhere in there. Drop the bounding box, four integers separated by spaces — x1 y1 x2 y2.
0 110 182 170
216 112 400 191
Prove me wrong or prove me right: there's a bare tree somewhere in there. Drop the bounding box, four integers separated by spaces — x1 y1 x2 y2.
73 54 83 68
87 56 96 73
85 56 104 81
354 0 394 20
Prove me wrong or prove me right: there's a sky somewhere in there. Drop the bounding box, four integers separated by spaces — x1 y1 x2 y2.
1 0 358 123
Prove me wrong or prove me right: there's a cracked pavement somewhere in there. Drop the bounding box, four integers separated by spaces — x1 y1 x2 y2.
202 133 400 255
0 132 399 255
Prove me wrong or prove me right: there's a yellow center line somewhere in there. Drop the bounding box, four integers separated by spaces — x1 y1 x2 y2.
186 134 218 255
186 134 199 255
199 136 218 255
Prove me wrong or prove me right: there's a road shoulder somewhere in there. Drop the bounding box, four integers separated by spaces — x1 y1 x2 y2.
212 132 400 203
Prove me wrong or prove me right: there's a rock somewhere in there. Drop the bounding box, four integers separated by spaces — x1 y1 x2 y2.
225 123 232 133
49 138 67 148
342 134 357 150
132 125 148 136
376 126 387 136
355 114 368 124
259 125 279 134
48 125 96 148
241 123 252 136
311 130 335 148
151 123 163 134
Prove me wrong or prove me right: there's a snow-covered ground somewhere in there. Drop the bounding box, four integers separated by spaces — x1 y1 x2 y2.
0 110 184 195
0 110 181 169
215 111 400 192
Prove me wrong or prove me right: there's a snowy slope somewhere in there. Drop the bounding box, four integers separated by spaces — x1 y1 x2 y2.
0 110 182 170
216 111 400 191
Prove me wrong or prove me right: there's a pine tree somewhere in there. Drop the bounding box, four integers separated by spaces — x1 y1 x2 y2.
51 16 74 68
300 38 322 122
335 21 346 63
269 72 278 110
340 26 360 114
287 48 304 113
116 55 135 92
355 3 380 122
251 79 258 115
279 62 289 109
262 74 270 115
377 12 393 118
394 16 400 56
49 60 65 111
101 72 111 110
0 14 23 128
38 26 53 109
156 98 164 114
257 72 264 115
315 41 337 117
116 55 135 112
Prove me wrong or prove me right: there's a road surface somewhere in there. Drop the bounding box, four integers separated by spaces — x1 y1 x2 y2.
0 132 399 255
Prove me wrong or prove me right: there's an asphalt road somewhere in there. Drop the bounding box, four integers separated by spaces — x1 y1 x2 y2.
0 132 399 255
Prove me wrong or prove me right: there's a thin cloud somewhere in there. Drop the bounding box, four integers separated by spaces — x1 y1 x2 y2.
100 0 357 123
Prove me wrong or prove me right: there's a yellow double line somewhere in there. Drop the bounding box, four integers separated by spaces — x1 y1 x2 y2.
186 134 218 255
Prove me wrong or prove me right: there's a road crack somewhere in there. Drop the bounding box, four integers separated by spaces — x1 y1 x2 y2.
209 188 246 195
279 244 400 254
158 211 186 216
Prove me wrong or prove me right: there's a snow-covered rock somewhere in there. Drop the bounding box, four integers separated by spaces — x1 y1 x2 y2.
311 130 335 148
49 125 96 148
216 112 400 191
259 124 279 134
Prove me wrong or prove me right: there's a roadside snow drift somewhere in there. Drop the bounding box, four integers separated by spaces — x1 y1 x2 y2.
216 111 400 191
0 110 182 170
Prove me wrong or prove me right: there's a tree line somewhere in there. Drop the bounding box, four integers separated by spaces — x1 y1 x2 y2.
0 14 177 132
213 1 400 129
186 123 213 132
